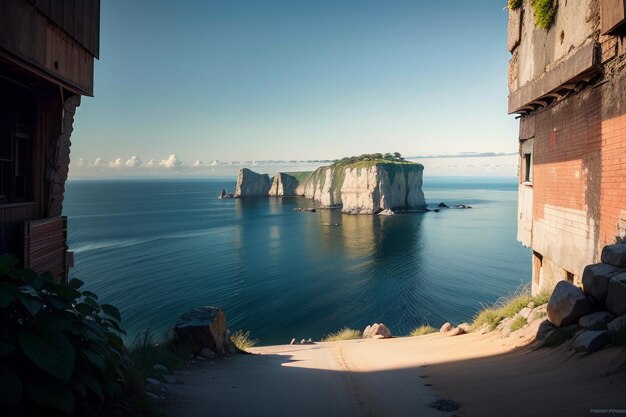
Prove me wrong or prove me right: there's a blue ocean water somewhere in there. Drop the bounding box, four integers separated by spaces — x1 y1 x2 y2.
64 177 530 345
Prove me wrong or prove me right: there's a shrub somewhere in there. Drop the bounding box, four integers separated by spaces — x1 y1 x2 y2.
0 254 127 416
410 325 437 336
230 330 258 351
531 0 556 29
322 328 361 342
510 316 527 332
508 0 522 10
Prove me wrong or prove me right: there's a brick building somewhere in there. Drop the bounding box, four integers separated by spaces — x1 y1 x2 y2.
508 0 626 294
0 0 99 281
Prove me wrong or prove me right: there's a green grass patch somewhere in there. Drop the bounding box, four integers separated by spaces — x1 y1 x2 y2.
322 327 362 342
510 316 527 332
541 325 579 348
532 290 551 306
470 284 533 331
128 331 192 382
230 330 259 351
410 325 437 336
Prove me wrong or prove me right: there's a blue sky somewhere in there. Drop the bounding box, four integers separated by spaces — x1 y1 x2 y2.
70 0 518 177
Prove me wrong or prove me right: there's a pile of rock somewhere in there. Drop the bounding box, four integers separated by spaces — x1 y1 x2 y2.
363 323 392 338
439 322 470 336
546 243 626 353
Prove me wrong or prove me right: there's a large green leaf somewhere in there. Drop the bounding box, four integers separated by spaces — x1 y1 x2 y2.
0 366 22 406
0 282 17 308
75 302 96 316
81 290 99 300
27 378 74 415
100 304 122 322
19 331 75 382
82 348 107 372
68 278 84 289
8 268 37 285
17 293 42 316
55 285 81 301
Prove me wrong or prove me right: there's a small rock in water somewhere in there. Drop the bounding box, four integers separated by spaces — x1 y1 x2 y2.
437 202 449 208
378 208 395 216
439 322 453 333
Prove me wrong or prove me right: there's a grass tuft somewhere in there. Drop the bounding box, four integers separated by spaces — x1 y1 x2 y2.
410 325 437 336
230 330 259 351
322 327 362 342
470 284 533 331
510 316 527 332
508 0 522 10
531 0 556 29
532 290 551 306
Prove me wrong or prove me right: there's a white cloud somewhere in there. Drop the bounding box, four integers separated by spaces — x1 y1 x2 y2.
146 159 158 167
111 158 124 168
125 155 142 168
75 158 86 167
192 160 205 167
160 154 182 168
210 160 219 166
94 157 107 167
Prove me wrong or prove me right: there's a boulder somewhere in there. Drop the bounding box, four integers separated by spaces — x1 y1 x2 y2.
607 315 626 335
578 311 614 330
439 322 452 333
582 263 623 303
570 330 609 354
601 244 626 268
547 281 591 327
518 307 533 320
447 326 466 336
457 322 471 333
363 323 391 338
175 306 228 355
606 273 626 316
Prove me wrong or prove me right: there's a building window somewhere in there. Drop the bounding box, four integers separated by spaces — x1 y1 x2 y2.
0 84 34 204
524 153 532 183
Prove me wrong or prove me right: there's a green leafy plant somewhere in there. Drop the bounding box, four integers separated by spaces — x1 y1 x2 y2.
531 0 556 29
410 325 437 336
322 327 362 342
0 254 127 416
508 0 522 10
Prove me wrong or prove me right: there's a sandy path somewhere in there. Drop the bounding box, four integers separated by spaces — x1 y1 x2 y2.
166 332 626 417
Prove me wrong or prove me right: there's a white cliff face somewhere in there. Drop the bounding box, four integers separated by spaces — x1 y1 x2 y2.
269 173 299 196
297 163 425 213
234 168 271 197
236 163 426 214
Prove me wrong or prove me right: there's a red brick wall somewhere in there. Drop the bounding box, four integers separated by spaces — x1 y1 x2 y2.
599 112 626 247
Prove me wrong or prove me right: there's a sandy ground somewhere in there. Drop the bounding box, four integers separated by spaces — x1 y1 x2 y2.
166 330 626 417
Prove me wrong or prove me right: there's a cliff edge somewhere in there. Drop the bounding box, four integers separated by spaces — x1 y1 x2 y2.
235 160 426 214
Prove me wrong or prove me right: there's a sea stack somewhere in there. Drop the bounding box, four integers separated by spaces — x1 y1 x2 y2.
234 168 271 197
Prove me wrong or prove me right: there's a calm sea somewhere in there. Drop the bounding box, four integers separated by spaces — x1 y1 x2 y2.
64 177 531 345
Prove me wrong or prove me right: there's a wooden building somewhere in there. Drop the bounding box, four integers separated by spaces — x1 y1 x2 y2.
0 0 99 281
508 0 626 294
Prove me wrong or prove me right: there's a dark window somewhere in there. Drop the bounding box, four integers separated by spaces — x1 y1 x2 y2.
524 153 532 182
0 82 35 204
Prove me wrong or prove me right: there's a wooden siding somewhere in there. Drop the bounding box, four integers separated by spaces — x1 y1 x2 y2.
0 0 96 95
23 216 67 280
34 0 100 58
601 0 626 34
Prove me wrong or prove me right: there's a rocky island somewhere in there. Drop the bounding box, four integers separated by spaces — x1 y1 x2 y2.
234 153 426 214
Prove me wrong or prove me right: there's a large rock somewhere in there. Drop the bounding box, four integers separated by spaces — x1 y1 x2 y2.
570 330 609 354
601 244 626 268
363 323 391 338
439 322 452 333
234 168 271 197
582 263 623 303
607 315 626 335
174 306 228 355
547 281 591 327
295 162 426 213
606 273 626 316
578 311 614 330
